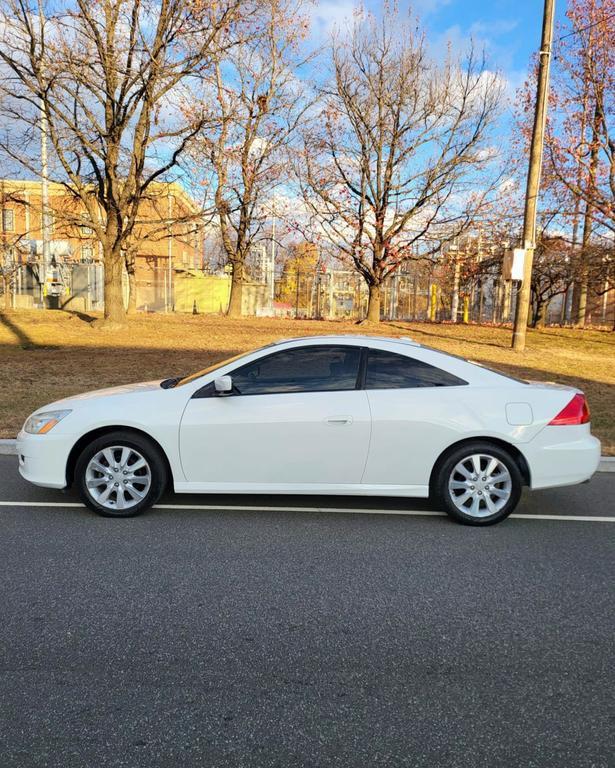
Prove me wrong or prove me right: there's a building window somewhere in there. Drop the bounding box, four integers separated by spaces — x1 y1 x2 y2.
81 245 94 263
80 218 93 235
2 208 14 232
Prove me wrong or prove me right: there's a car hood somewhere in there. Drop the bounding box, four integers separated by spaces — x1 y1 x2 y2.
37 380 164 411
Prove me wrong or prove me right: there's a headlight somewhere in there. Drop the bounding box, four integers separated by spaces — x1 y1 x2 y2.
24 409 72 435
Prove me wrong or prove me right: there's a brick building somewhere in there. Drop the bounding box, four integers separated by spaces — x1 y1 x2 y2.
0 178 204 280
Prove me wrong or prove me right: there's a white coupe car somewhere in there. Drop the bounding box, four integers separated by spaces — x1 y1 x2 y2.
17 335 600 525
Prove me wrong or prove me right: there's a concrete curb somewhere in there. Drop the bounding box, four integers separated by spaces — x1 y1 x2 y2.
1 437 614 471
0 439 17 455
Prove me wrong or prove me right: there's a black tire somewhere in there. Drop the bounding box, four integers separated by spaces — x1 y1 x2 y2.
75 430 167 518
432 441 523 526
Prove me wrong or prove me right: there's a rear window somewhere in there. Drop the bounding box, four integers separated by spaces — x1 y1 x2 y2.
365 349 467 389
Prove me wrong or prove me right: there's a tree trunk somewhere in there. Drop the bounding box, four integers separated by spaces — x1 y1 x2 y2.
451 256 460 322
576 271 589 327
126 258 137 315
502 280 511 323
531 299 544 328
574 205 592 328
576 101 601 327
103 246 126 323
227 262 243 318
3 275 12 311
575 201 591 326
536 305 546 327
365 283 381 323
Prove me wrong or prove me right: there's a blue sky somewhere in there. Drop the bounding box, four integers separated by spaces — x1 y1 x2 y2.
308 0 570 104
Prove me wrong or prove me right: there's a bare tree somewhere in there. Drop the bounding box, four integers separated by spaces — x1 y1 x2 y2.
530 236 575 327
0 0 248 323
546 0 615 325
296 8 502 322
188 0 312 316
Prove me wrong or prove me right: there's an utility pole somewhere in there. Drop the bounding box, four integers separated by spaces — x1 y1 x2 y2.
512 0 555 351
38 1 51 297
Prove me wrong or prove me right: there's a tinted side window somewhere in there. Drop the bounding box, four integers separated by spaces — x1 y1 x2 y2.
231 345 361 395
365 349 467 389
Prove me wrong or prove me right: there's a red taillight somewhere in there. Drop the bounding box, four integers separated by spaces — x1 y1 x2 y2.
548 393 590 425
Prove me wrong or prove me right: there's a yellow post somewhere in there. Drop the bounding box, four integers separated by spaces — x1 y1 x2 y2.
463 295 469 324
429 284 437 321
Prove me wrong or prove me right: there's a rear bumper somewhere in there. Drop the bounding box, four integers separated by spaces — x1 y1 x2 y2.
521 426 601 490
16 430 71 489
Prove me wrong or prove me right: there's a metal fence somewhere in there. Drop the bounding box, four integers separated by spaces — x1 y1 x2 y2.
7 261 104 312
274 269 523 324
3 260 609 327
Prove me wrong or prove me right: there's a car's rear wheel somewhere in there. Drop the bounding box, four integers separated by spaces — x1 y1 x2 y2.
75 431 167 517
433 442 522 526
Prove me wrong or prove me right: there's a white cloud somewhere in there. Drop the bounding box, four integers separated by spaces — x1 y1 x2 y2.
427 17 526 113
307 1 359 40
412 0 453 16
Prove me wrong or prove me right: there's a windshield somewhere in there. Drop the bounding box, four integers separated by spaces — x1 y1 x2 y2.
173 346 274 388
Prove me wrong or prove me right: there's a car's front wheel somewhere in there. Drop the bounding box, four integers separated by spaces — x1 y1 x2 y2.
75 431 167 517
433 442 523 525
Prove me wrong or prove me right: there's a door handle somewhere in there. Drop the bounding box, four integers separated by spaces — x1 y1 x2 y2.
325 415 353 425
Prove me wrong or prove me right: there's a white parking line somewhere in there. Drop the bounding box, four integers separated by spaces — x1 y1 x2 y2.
0 499 614 521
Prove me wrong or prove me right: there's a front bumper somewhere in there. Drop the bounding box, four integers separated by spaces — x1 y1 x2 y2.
16 430 73 489
521 426 601 490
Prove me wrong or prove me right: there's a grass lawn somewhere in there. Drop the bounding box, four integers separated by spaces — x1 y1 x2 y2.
1 309 614 454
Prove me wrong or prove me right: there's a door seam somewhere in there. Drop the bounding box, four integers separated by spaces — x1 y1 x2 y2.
359 390 373 484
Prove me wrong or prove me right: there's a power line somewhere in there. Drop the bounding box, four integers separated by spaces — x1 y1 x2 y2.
557 11 615 42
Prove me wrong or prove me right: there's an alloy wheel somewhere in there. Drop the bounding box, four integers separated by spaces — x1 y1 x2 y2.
84 445 152 511
448 453 513 519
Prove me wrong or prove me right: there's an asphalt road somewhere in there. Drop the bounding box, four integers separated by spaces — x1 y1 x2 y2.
1 454 614 768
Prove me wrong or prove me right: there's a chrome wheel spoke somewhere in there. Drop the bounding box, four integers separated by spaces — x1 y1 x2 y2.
490 486 509 499
126 484 145 500
89 460 109 475
471 455 482 477
128 457 147 472
492 470 511 485
87 477 108 489
456 462 473 480
115 487 126 510
456 490 473 505
450 480 470 490
98 483 114 504
119 447 131 469
484 494 497 515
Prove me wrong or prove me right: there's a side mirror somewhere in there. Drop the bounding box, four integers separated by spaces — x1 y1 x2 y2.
214 375 233 395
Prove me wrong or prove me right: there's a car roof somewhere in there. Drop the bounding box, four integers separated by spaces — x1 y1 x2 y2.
271 334 421 347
